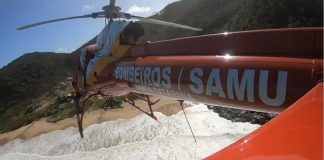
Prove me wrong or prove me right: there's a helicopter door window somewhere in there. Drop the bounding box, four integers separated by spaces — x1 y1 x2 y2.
95 21 128 57
119 22 145 45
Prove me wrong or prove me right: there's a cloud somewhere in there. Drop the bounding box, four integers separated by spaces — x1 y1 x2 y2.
56 48 70 53
127 4 151 14
82 5 95 12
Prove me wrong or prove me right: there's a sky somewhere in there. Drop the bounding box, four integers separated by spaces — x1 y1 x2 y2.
0 0 178 68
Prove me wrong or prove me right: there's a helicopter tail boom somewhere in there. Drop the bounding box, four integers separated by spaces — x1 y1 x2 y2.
130 27 323 59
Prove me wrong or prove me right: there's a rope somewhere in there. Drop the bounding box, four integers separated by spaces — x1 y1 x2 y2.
179 100 197 143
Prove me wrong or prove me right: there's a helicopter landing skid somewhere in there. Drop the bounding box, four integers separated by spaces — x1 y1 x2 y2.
125 93 161 123
72 90 103 138
72 79 103 138
73 95 84 138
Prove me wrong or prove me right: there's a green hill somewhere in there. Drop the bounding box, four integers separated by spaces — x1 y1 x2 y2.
0 53 72 111
141 0 322 41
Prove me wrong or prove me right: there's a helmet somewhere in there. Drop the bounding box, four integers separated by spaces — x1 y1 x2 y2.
120 22 144 45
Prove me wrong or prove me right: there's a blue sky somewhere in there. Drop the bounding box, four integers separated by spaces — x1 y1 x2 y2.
0 0 177 68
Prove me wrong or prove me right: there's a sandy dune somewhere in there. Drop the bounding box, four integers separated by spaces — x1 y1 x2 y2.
0 97 186 146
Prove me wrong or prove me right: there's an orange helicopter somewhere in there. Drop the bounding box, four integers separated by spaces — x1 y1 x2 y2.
17 0 323 159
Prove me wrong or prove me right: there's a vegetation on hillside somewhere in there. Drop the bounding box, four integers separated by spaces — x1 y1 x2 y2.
0 53 73 111
142 0 322 41
229 0 323 31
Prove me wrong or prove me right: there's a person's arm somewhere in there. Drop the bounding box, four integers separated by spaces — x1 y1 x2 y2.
86 44 99 54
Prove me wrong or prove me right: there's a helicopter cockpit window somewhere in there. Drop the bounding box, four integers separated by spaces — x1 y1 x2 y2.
95 21 128 57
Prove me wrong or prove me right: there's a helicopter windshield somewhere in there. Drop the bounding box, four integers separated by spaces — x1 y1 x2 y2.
81 20 128 84
95 20 129 57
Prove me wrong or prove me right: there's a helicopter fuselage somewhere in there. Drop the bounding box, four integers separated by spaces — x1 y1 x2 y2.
84 27 323 113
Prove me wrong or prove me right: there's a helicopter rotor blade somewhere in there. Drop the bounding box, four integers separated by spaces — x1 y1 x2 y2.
126 14 202 31
139 18 202 31
17 12 105 30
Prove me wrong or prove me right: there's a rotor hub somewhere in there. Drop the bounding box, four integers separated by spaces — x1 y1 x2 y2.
102 5 121 18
